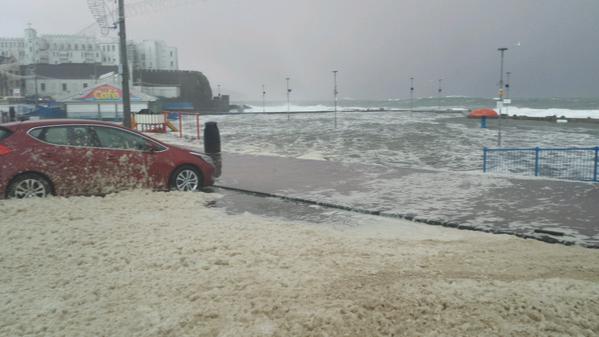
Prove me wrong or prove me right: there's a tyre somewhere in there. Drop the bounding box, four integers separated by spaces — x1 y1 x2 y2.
7 173 52 199
170 166 203 192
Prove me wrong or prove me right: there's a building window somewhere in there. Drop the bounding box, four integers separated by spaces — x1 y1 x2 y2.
40 83 45 91
62 83 67 91
170 51 173 57
83 83 88 88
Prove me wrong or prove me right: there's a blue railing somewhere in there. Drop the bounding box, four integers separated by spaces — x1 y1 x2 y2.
483 146 599 182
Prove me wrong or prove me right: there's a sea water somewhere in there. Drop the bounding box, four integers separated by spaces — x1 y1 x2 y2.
199 102 599 172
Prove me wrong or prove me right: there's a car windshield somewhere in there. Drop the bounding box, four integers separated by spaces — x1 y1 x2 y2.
0 127 12 142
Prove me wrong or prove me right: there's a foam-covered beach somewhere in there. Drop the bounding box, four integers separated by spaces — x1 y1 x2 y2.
1 190 598 336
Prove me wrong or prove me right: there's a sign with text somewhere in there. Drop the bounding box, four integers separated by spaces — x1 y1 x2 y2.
78 84 140 102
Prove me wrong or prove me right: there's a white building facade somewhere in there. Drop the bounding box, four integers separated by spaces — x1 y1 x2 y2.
0 25 178 71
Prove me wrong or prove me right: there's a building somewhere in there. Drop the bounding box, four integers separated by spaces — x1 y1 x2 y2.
21 63 119 100
0 25 178 70
0 55 21 97
62 83 157 120
133 69 214 110
1 26 229 113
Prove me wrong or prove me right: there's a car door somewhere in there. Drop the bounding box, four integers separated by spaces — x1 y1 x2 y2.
88 125 154 192
28 125 105 196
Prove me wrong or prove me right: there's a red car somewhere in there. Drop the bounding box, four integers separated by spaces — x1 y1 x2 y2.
0 119 216 199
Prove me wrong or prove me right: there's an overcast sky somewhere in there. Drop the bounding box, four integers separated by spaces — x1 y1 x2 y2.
2 0 599 100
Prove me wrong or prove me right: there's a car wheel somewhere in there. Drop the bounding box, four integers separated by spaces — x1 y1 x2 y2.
170 166 203 192
7 173 52 199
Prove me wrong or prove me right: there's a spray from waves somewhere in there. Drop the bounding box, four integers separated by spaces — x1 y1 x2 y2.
505 107 599 119
240 98 599 119
242 104 395 113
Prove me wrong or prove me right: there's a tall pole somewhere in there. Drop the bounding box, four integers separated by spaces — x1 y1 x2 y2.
505 71 511 118
497 47 508 147
118 0 132 128
333 70 338 128
33 65 38 110
217 84 221 97
286 77 291 120
410 77 414 111
437 79 443 111
262 84 266 113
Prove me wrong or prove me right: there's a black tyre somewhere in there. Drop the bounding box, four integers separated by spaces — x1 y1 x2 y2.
170 166 203 192
7 173 52 199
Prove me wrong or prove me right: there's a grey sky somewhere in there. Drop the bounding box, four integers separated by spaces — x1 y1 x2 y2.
2 0 599 100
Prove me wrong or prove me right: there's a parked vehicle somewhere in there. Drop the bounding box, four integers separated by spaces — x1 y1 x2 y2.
0 119 216 199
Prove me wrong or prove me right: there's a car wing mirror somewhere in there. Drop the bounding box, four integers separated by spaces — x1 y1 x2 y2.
146 142 161 153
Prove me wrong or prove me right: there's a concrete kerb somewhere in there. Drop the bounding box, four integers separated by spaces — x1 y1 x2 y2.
214 185 597 249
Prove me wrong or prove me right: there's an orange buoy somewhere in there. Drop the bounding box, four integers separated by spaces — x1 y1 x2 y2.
468 108 499 119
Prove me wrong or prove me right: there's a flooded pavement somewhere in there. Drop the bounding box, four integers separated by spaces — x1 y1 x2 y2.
216 152 599 248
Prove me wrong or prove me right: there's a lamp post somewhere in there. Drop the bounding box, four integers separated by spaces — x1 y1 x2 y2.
410 77 414 111
333 70 338 128
217 84 221 97
497 47 508 147
262 84 266 113
505 71 511 118
437 79 443 111
118 0 132 128
286 77 291 120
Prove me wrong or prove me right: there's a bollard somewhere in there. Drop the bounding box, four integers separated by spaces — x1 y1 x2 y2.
9 107 16 122
204 122 222 177
204 122 221 154
480 116 487 128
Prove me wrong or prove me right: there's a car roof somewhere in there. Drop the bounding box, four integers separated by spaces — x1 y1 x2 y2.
1 119 126 132
1 119 170 147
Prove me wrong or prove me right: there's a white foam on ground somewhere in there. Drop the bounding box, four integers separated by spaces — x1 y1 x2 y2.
1 190 599 336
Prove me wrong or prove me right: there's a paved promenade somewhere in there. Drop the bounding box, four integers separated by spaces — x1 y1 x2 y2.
217 153 599 248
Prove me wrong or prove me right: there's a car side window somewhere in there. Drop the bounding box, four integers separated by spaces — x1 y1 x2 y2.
30 126 97 147
68 126 97 147
0 127 12 141
92 126 152 151
32 127 69 145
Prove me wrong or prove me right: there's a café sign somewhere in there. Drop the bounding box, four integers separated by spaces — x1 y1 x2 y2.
78 84 140 102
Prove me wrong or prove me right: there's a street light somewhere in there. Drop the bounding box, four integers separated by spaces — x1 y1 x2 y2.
262 84 266 113
410 77 414 111
497 47 508 147
505 71 511 117
333 70 338 128
286 77 291 120
437 79 443 111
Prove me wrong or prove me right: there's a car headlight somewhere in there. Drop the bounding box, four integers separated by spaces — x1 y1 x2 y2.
190 151 215 167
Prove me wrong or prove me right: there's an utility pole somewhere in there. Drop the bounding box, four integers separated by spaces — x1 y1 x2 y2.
333 70 338 128
497 47 508 147
262 84 266 113
32 65 39 110
118 0 132 128
505 71 511 117
410 77 414 111
437 79 443 111
286 77 291 120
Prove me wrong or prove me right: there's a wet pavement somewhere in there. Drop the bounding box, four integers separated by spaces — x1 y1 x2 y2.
216 152 599 248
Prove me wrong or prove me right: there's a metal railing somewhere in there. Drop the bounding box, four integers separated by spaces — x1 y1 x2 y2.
483 146 599 182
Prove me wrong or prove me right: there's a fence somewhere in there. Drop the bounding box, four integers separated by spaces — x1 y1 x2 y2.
483 147 599 182
132 111 203 141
